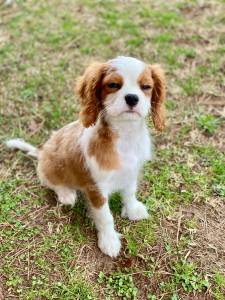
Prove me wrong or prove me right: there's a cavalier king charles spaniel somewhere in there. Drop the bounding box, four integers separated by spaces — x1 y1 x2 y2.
6 56 166 257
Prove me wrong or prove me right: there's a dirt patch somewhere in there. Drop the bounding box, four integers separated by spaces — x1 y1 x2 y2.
190 200 225 274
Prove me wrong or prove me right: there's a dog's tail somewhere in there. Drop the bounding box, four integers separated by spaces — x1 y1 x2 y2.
5 138 38 158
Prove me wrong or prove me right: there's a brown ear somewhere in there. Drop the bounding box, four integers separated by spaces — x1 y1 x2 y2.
151 64 166 131
75 62 108 127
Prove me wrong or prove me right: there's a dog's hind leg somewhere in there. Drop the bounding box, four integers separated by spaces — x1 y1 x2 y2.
37 167 77 207
54 187 77 207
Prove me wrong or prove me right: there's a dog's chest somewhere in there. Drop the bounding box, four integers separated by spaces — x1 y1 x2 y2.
89 124 152 193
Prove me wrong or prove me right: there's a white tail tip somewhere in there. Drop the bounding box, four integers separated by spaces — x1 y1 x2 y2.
5 138 38 157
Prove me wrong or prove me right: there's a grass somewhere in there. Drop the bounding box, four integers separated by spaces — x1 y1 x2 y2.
196 112 221 135
0 0 225 299
98 271 138 299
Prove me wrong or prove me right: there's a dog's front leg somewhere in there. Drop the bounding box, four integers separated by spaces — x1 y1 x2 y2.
121 181 149 221
86 188 121 258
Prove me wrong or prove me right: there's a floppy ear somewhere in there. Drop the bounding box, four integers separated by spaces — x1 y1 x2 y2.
151 64 166 131
75 62 108 127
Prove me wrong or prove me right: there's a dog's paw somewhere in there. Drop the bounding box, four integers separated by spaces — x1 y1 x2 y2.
121 201 149 220
57 189 77 207
98 230 121 258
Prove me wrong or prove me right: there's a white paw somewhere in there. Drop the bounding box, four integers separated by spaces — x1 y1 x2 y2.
57 190 77 207
98 230 121 258
121 201 149 220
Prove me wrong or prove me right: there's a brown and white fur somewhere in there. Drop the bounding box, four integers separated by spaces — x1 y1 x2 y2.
6 56 166 257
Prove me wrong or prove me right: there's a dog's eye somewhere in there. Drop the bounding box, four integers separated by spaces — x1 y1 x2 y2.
107 82 121 89
141 84 152 90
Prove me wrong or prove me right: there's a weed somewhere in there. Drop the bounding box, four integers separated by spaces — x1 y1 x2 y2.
98 271 138 299
212 272 225 300
172 261 209 292
126 236 138 256
196 113 221 135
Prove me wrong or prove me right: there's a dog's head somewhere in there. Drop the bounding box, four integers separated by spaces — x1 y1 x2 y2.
76 56 166 130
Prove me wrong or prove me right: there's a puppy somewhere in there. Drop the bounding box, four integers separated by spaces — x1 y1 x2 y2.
6 56 166 257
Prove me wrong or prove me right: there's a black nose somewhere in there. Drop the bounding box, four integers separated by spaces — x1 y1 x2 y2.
125 94 139 108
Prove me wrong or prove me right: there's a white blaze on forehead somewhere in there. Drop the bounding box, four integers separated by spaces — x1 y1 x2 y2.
109 56 145 82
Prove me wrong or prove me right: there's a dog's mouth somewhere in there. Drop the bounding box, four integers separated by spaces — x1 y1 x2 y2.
122 110 141 117
124 110 135 113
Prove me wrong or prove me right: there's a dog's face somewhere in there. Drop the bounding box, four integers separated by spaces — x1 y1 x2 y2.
76 56 166 130
102 57 153 121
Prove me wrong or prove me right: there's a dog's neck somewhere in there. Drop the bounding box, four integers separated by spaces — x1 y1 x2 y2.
81 115 150 172
97 115 146 139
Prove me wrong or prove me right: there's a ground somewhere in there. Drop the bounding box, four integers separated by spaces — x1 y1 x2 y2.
0 0 224 299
